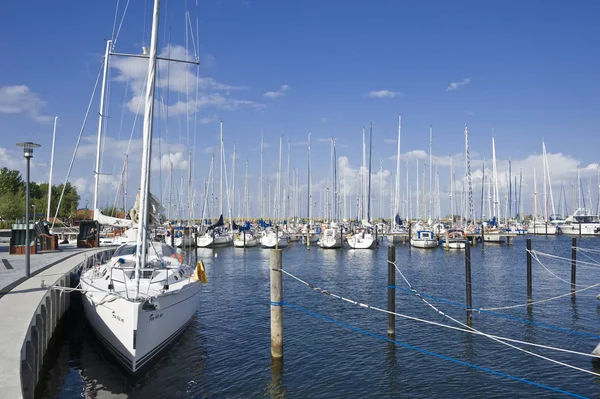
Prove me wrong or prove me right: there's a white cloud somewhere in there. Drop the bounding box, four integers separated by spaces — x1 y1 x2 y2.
319 117 329 123
0 85 53 123
446 78 471 92
263 85 290 99
152 151 189 172
111 45 261 116
367 90 401 99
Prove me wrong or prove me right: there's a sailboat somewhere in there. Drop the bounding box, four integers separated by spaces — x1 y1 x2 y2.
80 0 204 373
387 115 408 243
347 124 376 249
233 160 258 247
530 142 557 235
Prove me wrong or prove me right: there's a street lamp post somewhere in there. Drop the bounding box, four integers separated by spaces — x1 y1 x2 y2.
17 142 41 278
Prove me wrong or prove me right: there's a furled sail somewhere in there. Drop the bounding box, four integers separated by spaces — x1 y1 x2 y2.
129 190 163 225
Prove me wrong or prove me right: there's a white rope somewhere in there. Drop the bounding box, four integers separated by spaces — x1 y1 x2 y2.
387 260 600 377
277 268 600 362
532 250 600 269
51 64 104 229
112 0 131 49
574 248 600 266
528 249 572 285
481 281 600 311
574 246 600 255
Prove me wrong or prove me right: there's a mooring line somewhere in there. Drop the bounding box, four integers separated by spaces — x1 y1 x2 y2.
283 302 589 399
480 282 600 311
528 249 573 285
391 286 600 339
277 268 600 359
531 250 600 269
387 260 600 377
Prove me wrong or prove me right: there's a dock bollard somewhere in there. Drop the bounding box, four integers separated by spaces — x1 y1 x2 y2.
526 238 532 304
571 238 577 295
465 240 472 321
387 244 396 337
270 249 283 359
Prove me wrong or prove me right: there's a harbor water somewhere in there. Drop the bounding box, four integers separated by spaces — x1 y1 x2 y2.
39 236 600 398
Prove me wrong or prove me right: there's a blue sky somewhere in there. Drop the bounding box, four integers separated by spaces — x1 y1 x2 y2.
1 0 599 220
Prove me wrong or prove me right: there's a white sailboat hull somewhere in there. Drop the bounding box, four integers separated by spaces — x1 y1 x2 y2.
560 224 600 236
196 233 233 248
80 281 201 373
483 233 505 243
233 234 258 247
260 235 288 248
529 223 557 235
347 234 376 249
411 238 438 248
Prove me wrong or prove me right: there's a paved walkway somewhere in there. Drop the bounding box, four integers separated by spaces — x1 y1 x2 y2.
0 239 94 298
0 247 108 399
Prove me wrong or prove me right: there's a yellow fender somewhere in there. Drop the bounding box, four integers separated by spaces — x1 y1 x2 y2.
193 260 208 283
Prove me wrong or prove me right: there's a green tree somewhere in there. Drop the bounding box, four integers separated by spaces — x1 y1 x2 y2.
0 168 24 194
0 192 25 220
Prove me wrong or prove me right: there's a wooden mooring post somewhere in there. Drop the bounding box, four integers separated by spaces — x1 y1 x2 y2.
387 244 396 337
571 237 577 295
270 249 283 359
526 238 532 304
465 240 472 322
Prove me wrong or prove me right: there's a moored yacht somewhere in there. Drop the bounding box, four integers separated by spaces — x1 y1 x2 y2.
560 208 600 236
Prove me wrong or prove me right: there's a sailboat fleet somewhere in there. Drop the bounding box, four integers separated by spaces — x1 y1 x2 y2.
61 0 600 377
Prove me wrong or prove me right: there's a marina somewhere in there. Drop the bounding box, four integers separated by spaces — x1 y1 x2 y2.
0 235 594 398
1 0 600 398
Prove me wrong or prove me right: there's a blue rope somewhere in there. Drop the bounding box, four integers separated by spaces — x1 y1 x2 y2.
390 286 600 339
270 301 283 306
282 301 589 399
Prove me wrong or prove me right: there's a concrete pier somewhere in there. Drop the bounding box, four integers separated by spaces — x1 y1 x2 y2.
0 245 114 399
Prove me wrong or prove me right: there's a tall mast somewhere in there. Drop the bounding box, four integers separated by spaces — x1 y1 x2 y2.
260 133 264 219
543 141 557 219
232 143 236 221
405 157 409 221
362 127 366 220
491 134 499 219
464 124 474 224
307 132 312 224
187 148 192 222
395 115 401 216
450 155 455 226
542 143 547 221
422 163 426 222
93 39 112 215
577 167 582 209
135 0 160 297
219 120 223 216
429 125 433 220
333 138 337 221
167 161 173 220
508 159 512 219
380 159 383 220
47 116 58 221
481 158 486 220
244 159 249 219
519 169 523 219
277 135 282 220
416 159 420 219
367 123 373 222
285 140 290 220
534 168 538 218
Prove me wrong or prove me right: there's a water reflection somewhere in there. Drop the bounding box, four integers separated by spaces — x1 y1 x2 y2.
266 358 286 399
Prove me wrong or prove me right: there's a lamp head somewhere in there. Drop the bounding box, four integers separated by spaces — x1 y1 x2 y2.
16 142 41 159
